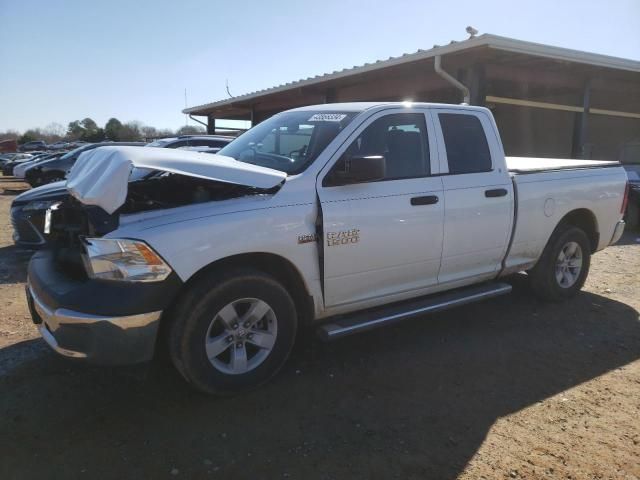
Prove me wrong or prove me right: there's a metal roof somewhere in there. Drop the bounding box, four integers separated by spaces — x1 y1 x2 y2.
183 34 640 115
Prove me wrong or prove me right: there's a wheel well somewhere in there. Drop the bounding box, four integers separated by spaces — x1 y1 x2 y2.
186 253 314 325
559 209 599 252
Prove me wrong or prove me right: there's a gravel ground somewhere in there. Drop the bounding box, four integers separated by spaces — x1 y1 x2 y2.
0 177 639 480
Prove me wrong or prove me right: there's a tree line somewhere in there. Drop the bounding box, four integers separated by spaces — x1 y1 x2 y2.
0 118 205 145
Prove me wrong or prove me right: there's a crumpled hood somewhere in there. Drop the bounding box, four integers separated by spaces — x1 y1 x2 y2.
66 146 287 214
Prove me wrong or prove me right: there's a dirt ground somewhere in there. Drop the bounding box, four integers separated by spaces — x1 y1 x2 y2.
0 176 639 480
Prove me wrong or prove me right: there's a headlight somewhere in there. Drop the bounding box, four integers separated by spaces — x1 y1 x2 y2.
82 238 172 282
23 200 58 212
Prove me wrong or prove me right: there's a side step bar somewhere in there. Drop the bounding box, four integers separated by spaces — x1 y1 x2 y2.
317 282 512 341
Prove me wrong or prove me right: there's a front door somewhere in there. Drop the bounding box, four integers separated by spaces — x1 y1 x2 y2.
318 109 444 309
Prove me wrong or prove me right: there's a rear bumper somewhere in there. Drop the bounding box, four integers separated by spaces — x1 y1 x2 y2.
26 250 182 365
610 220 625 245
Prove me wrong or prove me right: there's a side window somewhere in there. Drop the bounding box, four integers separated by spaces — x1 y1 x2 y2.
329 113 430 183
190 139 231 148
438 113 492 174
189 139 212 147
168 140 189 149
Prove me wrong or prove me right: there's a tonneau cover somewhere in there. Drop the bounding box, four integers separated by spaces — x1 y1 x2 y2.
66 146 287 214
507 157 619 174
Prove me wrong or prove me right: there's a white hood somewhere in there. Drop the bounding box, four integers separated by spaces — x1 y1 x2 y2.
66 146 286 214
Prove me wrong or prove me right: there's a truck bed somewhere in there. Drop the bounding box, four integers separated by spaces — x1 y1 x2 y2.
507 157 619 174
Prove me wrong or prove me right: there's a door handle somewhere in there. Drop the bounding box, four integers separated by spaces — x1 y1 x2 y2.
485 188 508 198
410 195 439 206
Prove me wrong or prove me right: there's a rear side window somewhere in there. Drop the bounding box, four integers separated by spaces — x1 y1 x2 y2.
439 113 491 174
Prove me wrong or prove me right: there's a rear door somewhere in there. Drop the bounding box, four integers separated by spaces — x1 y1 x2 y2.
317 109 444 309
431 108 513 285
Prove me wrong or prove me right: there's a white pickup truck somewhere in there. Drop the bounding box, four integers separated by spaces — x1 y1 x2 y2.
26 102 628 395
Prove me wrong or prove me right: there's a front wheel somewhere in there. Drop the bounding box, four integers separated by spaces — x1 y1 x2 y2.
168 268 297 395
528 225 591 301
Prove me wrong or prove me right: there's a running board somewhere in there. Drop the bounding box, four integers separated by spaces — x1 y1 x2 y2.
317 282 512 341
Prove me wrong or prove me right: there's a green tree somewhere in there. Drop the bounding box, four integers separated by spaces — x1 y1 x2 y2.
18 131 38 144
67 118 104 142
118 121 142 141
80 118 102 141
67 120 84 139
176 125 205 136
104 118 123 141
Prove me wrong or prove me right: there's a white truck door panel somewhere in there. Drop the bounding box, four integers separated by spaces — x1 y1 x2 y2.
431 108 513 284
317 109 444 308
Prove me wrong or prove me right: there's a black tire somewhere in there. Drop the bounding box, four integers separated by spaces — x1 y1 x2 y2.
626 201 639 231
44 172 64 184
528 224 591 302
168 268 297 395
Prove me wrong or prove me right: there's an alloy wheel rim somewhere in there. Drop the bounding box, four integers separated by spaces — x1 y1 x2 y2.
555 241 583 288
204 298 277 375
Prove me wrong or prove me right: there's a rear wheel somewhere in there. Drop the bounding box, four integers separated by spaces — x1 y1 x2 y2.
168 268 297 395
529 225 591 301
626 201 639 230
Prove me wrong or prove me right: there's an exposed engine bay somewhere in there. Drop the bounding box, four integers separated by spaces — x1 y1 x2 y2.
121 172 275 214
48 172 279 278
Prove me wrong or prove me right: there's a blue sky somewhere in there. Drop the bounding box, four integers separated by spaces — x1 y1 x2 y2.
0 0 639 132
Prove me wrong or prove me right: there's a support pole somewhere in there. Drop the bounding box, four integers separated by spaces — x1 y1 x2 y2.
571 80 591 158
468 64 486 106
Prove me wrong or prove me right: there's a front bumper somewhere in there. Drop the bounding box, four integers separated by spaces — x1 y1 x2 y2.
27 283 162 363
610 220 625 245
26 250 182 365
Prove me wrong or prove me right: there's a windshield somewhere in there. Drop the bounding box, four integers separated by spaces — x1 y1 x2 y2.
218 111 357 174
60 143 95 161
146 139 174 148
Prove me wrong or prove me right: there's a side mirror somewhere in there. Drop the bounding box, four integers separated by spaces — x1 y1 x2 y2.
328 154 386 186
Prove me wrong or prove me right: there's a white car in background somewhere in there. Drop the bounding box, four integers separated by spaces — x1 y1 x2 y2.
13 153 61 178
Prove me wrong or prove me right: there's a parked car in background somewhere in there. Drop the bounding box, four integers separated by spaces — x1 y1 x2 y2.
10 152 51 176
12 140 220 247
0 152 32 167
19 141 47 152
13 151 68 179
10 181 67 247
25 102 628 395
12 167 158 248
48 141 71 150
146 135 233 150
2 154 34 175
25 142 145 186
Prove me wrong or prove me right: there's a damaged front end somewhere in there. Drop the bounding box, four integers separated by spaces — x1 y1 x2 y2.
48 145 287 278
26 145 288 364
